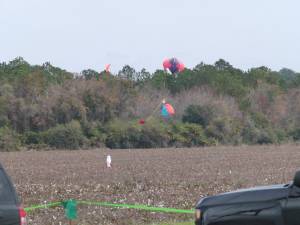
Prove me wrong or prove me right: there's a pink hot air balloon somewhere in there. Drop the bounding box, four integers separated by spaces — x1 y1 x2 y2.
162 58 185 74
178 62 185 72
163 59 171 70
105 64 111 73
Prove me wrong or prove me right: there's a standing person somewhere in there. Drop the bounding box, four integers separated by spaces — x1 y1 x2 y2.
106 154 112 168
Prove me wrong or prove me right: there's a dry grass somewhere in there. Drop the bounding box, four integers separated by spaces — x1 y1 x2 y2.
0 145 299 224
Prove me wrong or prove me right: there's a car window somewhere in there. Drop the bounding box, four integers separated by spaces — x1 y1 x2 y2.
0 169 15 203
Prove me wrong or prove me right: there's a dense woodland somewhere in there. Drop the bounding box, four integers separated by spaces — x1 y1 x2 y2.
1 57 300 150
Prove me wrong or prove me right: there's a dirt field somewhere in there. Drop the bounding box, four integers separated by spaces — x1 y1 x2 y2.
1 145 299 225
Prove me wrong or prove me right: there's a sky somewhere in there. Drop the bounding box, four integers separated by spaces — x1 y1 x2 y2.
1 0 300 73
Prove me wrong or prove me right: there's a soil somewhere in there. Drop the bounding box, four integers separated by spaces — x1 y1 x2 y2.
0 145 299 224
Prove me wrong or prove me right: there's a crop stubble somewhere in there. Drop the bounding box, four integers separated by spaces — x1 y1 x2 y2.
0 145 299 224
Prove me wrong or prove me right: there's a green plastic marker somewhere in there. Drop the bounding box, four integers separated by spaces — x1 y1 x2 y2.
62 199 77 223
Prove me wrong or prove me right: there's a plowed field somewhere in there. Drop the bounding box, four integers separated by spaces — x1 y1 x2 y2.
0 145 299 224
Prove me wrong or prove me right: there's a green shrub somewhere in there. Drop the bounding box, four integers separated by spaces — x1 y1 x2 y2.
250 112 270 129
206 117 242 145
81 121 106 147
138 120 171 148
241 121 279 144
290 128 300 141
105 120 141 148
42 120 87 149
23 131 42 145
241 123 261 144
182 105 216 127
255 129 278 144
0 127 20 151
171 123 209 147
274 129 288 143
105 119 213 149
105 119 172 149
0 97 9 127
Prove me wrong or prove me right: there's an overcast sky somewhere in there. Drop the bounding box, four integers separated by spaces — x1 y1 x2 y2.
1 0 300 73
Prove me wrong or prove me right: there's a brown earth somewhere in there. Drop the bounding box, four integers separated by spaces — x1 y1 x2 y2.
0 145 299 225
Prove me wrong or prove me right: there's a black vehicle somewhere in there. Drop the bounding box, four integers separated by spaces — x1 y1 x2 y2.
0 163 26 225
195 170 300 225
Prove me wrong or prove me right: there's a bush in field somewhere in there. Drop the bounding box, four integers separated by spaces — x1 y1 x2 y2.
23 131 42 145
171 122 209 147
42 120 87 149
206 117 243 145
182 105 216 127
241 119 280 144
105 119 171 149
255 129 278 144
138 120 171 148
105 119 212 149
0 127 20 151
105 120 141 149
0 95 10 128
81 121 106 147
290 128 300 141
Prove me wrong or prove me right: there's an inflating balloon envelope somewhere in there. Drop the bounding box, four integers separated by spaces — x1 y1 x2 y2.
163 58 185 74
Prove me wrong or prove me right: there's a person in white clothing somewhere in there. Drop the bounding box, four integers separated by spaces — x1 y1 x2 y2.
106 155 112 168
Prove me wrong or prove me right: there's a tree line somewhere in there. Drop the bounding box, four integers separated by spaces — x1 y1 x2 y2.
1 57 300 151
